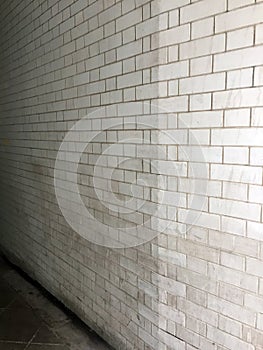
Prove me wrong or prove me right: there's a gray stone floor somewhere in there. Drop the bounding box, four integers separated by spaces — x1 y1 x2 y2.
0 255 112 350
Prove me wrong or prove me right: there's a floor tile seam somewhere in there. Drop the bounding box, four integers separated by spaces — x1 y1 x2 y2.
23 325 42 350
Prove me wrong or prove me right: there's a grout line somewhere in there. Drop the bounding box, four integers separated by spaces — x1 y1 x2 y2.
23 326 41 350
0 340 28 344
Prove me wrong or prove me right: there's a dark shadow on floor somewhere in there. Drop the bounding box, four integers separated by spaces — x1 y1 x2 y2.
0 254 113 350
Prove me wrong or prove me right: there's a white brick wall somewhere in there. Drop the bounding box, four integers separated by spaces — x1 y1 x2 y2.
0 1 263 350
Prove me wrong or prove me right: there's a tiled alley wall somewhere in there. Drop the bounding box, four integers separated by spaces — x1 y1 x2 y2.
1 0 263 349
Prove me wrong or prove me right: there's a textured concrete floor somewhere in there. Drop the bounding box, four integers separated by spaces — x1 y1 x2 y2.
0 255 112 350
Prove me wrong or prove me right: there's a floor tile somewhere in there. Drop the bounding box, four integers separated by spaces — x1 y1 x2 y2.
27 345 67 350
0 342 27 349
0 280 17 308
0 301 41 342
32 326 63 345
0 257 12 277
0 256 112 350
